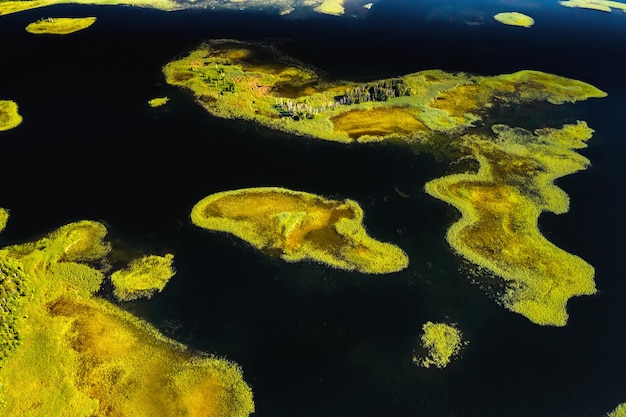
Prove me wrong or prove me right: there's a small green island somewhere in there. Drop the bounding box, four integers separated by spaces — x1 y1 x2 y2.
413 321 465 369
148 96 170 107
191 187 409 274
167 40 606 326
493 12 535 27
25 17 96 34
0 218 254 417
0 100 22 131
112 253 176 301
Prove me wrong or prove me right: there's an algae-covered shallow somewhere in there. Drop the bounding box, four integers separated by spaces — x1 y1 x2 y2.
0 3 625 417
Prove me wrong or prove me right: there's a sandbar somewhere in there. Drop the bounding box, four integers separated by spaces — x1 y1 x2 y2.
191 187 409 274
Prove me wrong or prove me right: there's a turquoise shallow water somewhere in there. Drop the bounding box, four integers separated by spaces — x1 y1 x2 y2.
0 2 625 416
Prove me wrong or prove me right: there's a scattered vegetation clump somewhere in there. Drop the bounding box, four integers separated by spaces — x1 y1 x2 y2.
25 17 96 34
191 187 409 274
414 321 465 369
0 100 22 131
111 253 176 301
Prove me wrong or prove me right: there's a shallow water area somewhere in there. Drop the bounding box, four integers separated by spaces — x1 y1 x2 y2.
1 1 625 416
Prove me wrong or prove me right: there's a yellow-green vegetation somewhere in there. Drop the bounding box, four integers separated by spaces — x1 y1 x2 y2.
0 100 22 131
163 40 605 144
111 253 176 301
493 12 535 27
0 219 254 417
0 0 361 16
0 208 7 232
314 0 345 15
425 122 598 326
25 17 96 34
413 321 465 369
148 96 170 107
169 40 606 325
609 403 626 417
560 0 626 12
191 187 409 274
0 0 179 16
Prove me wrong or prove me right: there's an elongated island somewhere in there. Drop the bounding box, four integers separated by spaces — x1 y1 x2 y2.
167 40 606 326
25 17 96 34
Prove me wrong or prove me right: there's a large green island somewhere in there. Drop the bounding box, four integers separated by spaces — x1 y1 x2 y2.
0 215 254 417
167 40 606 326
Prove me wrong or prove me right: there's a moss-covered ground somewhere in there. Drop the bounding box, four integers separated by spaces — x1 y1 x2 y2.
191 187 409 274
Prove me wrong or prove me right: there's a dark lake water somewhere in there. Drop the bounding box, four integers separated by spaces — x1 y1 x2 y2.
1 1 625 416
